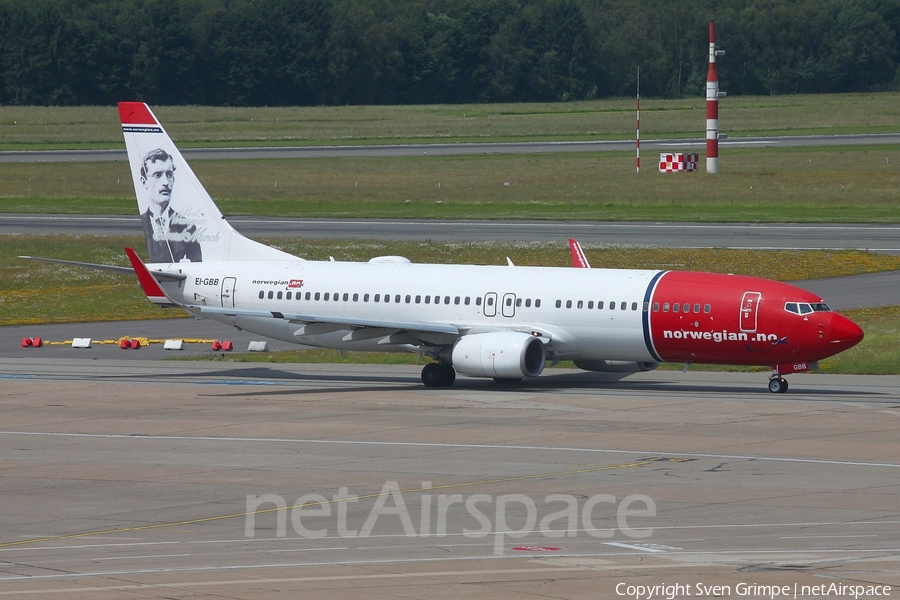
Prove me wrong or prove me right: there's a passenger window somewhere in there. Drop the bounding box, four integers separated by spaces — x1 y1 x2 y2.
610 302 615 310
444 296 450 304
395 295 401 303
525 299 532 308
566 300 572 309
374 294 380 302
621 302 627 310
487 297 494 306
693 303 700 313
305 292 311 300
455 296 461 305
342 293 349 301
406 295 411 303
415 295 421 303
364 293 370 302
425 296 431 304
506 297 513 307
475 297 481 306
465 297 471 305
516 298 522 307
258 291 264 299
334 293 339 301
286 292 292 300
642 302 648 311
653 302 659 312
598 301 604 309
588 301 594 309
384 294 391 303
535 299 541 308
352 293 358 302
576 300 583 309
632 302 638 311
673 303 679 312
556 300 562 308
663 302 669 312
268 291 274 299
704 304 711 313
277 291 283 300
314 292 320 301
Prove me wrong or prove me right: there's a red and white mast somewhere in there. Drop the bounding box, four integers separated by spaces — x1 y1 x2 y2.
706 22 725 174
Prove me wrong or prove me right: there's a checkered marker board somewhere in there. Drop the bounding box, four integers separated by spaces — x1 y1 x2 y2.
659 153 699 172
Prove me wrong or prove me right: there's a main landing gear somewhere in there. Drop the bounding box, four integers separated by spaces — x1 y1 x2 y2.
421 362 456 387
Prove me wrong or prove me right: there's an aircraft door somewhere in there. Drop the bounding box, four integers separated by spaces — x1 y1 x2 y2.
501 293 516 318
740 291 761 332
221 277 236 308
483 292 498 317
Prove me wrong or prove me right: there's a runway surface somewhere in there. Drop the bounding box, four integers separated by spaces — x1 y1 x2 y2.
2 133 900 162
0 359 898 598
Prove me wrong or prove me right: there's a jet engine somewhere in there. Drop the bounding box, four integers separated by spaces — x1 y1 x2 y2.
573 360 659 373
451 331 546 379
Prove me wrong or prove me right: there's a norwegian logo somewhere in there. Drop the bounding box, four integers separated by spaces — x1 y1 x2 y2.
288 279 304 289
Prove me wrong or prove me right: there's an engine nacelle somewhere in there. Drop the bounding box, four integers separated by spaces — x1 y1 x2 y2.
452 331 546 379
573 359 659 373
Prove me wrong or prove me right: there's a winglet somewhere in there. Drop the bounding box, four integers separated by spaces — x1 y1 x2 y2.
568 238 591 268
125 247 178 306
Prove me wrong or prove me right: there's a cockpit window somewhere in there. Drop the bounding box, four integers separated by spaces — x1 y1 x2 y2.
785 301 832 315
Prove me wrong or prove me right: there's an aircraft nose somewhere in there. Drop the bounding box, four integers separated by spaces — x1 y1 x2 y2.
828 313 864 352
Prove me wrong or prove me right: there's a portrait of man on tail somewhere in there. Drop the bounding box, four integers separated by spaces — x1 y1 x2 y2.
138 148 203 263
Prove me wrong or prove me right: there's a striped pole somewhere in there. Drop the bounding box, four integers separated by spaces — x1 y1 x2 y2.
706 23 724 174
636 66 641 173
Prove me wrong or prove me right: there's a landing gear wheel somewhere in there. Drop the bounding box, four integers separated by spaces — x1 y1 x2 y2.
438 362 456 386
422 362 455 387
768 377 788 394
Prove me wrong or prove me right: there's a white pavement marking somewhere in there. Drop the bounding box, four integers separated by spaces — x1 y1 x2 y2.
2 431 898 469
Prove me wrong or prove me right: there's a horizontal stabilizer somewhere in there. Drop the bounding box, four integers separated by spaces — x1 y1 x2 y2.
19 254 186 281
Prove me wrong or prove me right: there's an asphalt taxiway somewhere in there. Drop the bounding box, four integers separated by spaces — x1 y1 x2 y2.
3 133 900 163
1 359 898 598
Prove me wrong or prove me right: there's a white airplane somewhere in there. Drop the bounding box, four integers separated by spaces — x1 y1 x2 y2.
24 102 864 393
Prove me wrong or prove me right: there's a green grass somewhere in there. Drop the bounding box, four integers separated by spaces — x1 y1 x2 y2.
3 93 899 372
4 145 900 222
1 92 899 149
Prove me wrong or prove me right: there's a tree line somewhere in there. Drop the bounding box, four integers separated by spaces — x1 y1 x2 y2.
1 0 897 106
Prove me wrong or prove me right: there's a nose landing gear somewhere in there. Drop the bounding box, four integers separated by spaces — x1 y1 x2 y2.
767 376 788 394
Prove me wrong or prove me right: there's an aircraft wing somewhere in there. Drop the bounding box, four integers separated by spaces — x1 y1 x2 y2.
194 304 460 336
193 304 568 349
